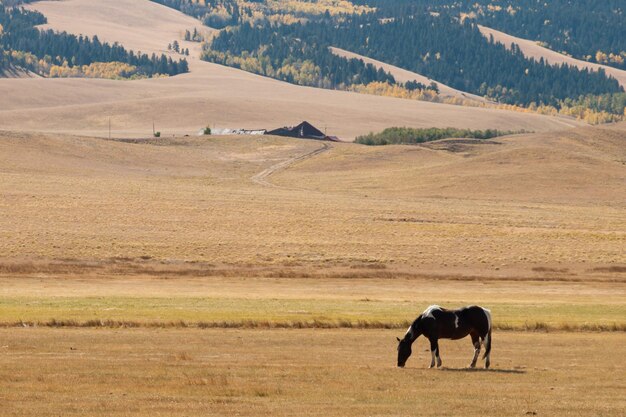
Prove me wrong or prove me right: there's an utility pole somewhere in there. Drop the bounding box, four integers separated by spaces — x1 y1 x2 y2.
153 120 155 137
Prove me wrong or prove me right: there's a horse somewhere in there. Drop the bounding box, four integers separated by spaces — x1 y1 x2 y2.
396 305 492 369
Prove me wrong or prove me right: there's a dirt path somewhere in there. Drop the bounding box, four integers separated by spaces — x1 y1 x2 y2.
251 142 331 187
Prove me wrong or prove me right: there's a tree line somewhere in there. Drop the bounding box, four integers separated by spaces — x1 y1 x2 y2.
153 0 626 119
0 5 188 77
355 127 526 146
206 21 396 89
357 0 626 70
150 0 241 29
204 10 622 108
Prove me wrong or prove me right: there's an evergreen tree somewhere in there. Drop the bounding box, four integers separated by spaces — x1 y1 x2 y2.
0 5 189 78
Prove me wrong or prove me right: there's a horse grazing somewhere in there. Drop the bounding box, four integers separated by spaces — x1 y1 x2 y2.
396 305 492 369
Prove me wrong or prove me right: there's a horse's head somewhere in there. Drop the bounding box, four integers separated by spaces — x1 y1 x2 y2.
396 337 412 367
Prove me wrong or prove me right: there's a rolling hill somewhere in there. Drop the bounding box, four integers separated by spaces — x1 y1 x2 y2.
0 0 581 140
329 47 489 103
479 25 626 88
0 3 624 415
1 123 624 276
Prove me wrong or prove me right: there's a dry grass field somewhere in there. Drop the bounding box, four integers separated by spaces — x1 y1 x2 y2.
0 126 624 328
1 1 625 415
1 122 624 416
1 329 625 416
1 273 624 331
1 127 624 276
0 0 581 140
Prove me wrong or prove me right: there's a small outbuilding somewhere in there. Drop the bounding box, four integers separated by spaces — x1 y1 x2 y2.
210 128 266 136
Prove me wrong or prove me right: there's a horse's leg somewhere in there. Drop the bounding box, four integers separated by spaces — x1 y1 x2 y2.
428 337 439 368
436 343 442 368
429 337 442 368
480 307 492 369
469 332 481 368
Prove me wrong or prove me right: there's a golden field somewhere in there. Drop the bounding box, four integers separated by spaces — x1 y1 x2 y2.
0 127 625 330
1 122 624 414
0 1 625 415
1 112 625 416
1 126 624 274
1 329 625 416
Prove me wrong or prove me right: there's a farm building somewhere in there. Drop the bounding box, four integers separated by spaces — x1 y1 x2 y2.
266 121 340 141
210 128 266 136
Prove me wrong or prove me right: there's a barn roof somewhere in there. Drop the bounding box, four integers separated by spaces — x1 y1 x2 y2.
267 121 326 140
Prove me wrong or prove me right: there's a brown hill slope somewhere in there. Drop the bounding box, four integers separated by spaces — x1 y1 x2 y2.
1 126 623 277
275 126 626 204
0 0 582 139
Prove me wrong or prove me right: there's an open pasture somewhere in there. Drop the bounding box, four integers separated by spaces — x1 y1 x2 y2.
1 274 625 331
0 122 624 416
1 328 625 416
1 127 624 275
0 2 624 415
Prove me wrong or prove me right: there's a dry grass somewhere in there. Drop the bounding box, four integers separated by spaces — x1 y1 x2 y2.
1 328 624 416
0 128 621 416
1 272 624 331
1 129 624 275
0 4 623 415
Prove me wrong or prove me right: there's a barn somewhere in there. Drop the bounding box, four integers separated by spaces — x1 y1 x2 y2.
266 121 339 141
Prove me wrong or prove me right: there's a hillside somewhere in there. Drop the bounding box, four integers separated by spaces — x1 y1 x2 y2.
462 0 626 71
0 0 580 139
1 125 624 278
27 0 212 59
479 25 626 89
329 47 489 103
1 2 624 415
274 126 626 204
200 1 623 112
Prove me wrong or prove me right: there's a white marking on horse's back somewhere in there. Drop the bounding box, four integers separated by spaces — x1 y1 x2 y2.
422 305 442 319
454 314 459 328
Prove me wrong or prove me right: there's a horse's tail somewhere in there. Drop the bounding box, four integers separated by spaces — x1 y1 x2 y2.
482 307 492 359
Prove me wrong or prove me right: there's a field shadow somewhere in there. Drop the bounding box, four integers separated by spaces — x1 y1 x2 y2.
438 367 526 374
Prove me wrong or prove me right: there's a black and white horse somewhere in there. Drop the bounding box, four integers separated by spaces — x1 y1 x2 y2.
397 305 492 369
